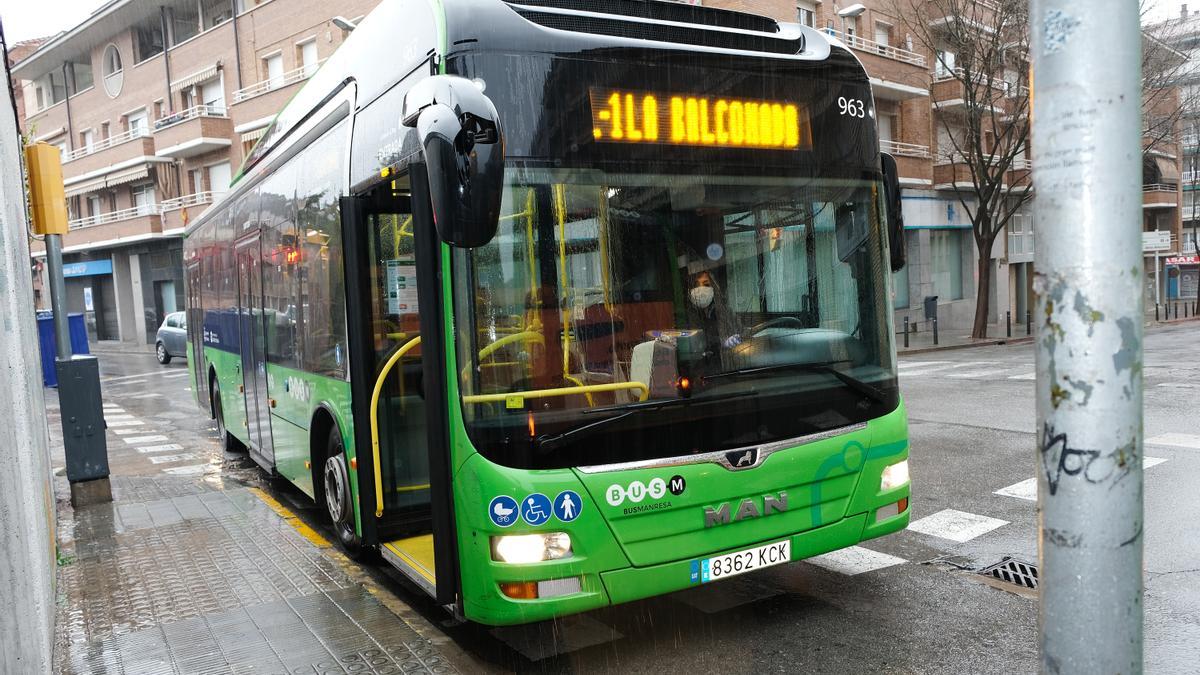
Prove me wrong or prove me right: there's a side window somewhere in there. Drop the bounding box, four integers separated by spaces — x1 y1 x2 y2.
166 314 179 328
295 119 349 377
178 312 187 330
261 164 300 369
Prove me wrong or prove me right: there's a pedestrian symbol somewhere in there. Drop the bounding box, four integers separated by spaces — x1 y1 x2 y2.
554 490 582 522
488 495 519 527
521 493 552 526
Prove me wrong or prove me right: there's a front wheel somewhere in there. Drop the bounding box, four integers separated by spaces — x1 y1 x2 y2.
211 379 243 452
156 342 172 364
323 426 362 555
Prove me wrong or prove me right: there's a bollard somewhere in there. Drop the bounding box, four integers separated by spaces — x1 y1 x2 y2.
1187 303 1190 319
1156 303 1160 321
1026 310 1032 336
1175 302 1179 320
932 316 939 345
1006 310 1012 338
903 316 910 348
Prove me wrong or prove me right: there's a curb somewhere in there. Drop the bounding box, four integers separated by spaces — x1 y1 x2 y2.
899 335 1035 356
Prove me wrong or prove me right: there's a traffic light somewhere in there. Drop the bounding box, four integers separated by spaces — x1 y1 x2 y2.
24 143 68 236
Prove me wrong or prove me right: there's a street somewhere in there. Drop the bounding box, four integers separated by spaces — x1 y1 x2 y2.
47 322 1200 674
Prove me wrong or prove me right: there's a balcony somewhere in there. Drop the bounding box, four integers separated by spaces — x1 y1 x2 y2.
66 204 163 244
153 105 233 159
823 29 926 67
881 140 931 159
882 140 933 184
159 191 223 229
1144 183 1179 209
1183 169 1200 184
932 69 1008 112
232 60 325 103
61 128 156 178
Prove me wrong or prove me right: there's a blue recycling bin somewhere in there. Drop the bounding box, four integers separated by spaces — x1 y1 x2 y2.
36 313 90 387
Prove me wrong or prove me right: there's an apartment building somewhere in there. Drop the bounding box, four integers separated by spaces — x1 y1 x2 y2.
1150 5 1200 305
13 0 380 345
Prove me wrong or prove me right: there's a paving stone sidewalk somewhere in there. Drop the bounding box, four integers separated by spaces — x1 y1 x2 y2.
48 388 459 674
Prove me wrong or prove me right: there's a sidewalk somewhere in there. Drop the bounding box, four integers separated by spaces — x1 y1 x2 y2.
46 386 464 674
897 320 1033 355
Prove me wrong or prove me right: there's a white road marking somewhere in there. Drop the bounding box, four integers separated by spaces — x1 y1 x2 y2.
945 369 1009 380
996 457 1170 502
111 428 147 435
104 414 136 421
148 453 197 464
129 393 163 399
101 370 174 383
136 444 185 454
109 379 147 385
105 419 145 427
1156 382 1200 390
123 435 170 445
896 360 951 369
994 478 1038 501
1007 372 1037 381
162 464 207 475
1146 433 1200 450
805 546 907 576
907 509 1008 543
899 361 998 378
161 372 188 379
102 403 122 409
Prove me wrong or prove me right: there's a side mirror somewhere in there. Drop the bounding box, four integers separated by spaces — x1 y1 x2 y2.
880 153 907 272
402 75 505 248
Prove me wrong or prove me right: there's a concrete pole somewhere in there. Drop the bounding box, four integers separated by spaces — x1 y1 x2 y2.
1031 2 1144 674
0 31 57 674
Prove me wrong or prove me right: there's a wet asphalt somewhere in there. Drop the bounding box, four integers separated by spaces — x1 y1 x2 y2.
61 322 1200 674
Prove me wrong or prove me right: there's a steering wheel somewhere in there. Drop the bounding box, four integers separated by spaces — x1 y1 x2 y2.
747 317 806 336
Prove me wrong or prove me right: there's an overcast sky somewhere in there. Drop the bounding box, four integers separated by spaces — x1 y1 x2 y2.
0 0 1189 47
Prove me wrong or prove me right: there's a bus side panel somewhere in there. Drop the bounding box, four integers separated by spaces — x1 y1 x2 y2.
205 344 252 446
264 362 354 504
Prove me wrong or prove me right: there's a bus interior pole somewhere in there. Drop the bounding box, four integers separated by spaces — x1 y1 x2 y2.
44 234 69 360
1031 2 1144 673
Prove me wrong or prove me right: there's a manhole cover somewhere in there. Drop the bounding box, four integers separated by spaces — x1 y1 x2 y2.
979 557 1038 589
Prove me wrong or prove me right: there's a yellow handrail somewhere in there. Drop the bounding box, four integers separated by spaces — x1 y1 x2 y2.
597 187 613 314
553 183 571 376
462 381 649 405
562 374 596 407
370 335 421 517
462 331 545 381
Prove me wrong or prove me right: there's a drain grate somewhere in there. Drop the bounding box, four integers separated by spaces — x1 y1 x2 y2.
979 557 1039 589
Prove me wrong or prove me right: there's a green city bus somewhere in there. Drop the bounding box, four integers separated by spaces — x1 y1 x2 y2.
184 0 912 625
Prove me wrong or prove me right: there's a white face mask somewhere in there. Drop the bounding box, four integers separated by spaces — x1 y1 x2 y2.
690 285 714 309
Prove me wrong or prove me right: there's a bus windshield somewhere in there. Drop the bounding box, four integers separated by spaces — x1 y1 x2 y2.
452 165 898 470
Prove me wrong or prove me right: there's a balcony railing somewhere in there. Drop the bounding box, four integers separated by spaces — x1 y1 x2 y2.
1008 230 1034 257
233 60 326 103
160 191 222 210
68 204 159 229
880 139 932 158
1144 183 1178 193
1184 170 1200 184
154 104 228 131
1011 158 1033 171
823 29 926 67
63 127 149 162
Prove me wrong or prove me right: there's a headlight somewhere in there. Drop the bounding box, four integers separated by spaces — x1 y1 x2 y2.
880 459 910 491
492 533 573 563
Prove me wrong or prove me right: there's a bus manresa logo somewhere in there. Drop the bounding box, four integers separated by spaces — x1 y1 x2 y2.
606 478 667 506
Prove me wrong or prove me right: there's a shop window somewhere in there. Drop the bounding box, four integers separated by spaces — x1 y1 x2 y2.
930 229 965 301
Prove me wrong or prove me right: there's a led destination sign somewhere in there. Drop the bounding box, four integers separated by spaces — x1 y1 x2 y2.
590 88 812 150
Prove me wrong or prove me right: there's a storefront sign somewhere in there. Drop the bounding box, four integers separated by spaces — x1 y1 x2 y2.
1165 255 1199 265
62 259 113 278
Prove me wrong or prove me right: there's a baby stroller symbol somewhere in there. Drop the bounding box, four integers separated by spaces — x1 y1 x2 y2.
488 496 519 527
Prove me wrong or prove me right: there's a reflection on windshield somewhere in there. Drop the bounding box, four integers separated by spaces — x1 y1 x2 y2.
452 167 897 469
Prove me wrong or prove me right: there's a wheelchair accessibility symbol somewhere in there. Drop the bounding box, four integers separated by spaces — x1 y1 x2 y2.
521 493 552 526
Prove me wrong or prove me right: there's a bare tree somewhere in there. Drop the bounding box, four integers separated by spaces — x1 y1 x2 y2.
890 0 1032 338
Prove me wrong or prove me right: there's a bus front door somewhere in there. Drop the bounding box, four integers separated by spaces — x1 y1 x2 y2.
342 176 456 603
235 233 274 467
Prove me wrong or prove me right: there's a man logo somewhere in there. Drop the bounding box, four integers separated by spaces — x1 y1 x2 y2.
703 492 788 527
725 448 759 470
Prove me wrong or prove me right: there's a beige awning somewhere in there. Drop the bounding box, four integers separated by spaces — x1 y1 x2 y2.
240 127 268 144
65 176 106 197
170 63 220 93
105 165 151 187
1155 156 1180 183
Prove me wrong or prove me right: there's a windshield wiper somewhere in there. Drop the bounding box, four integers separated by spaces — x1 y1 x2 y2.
704 362 889 404
535 390 754 453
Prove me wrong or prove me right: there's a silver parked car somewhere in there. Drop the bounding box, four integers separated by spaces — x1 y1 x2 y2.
156 311 188 364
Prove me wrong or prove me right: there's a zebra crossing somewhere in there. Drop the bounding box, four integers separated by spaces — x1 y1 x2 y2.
898 359 1037 382
101 402 211 476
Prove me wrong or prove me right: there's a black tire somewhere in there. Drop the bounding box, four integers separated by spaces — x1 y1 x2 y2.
211 378 243 452
156 341 172 364
323 426 363 555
